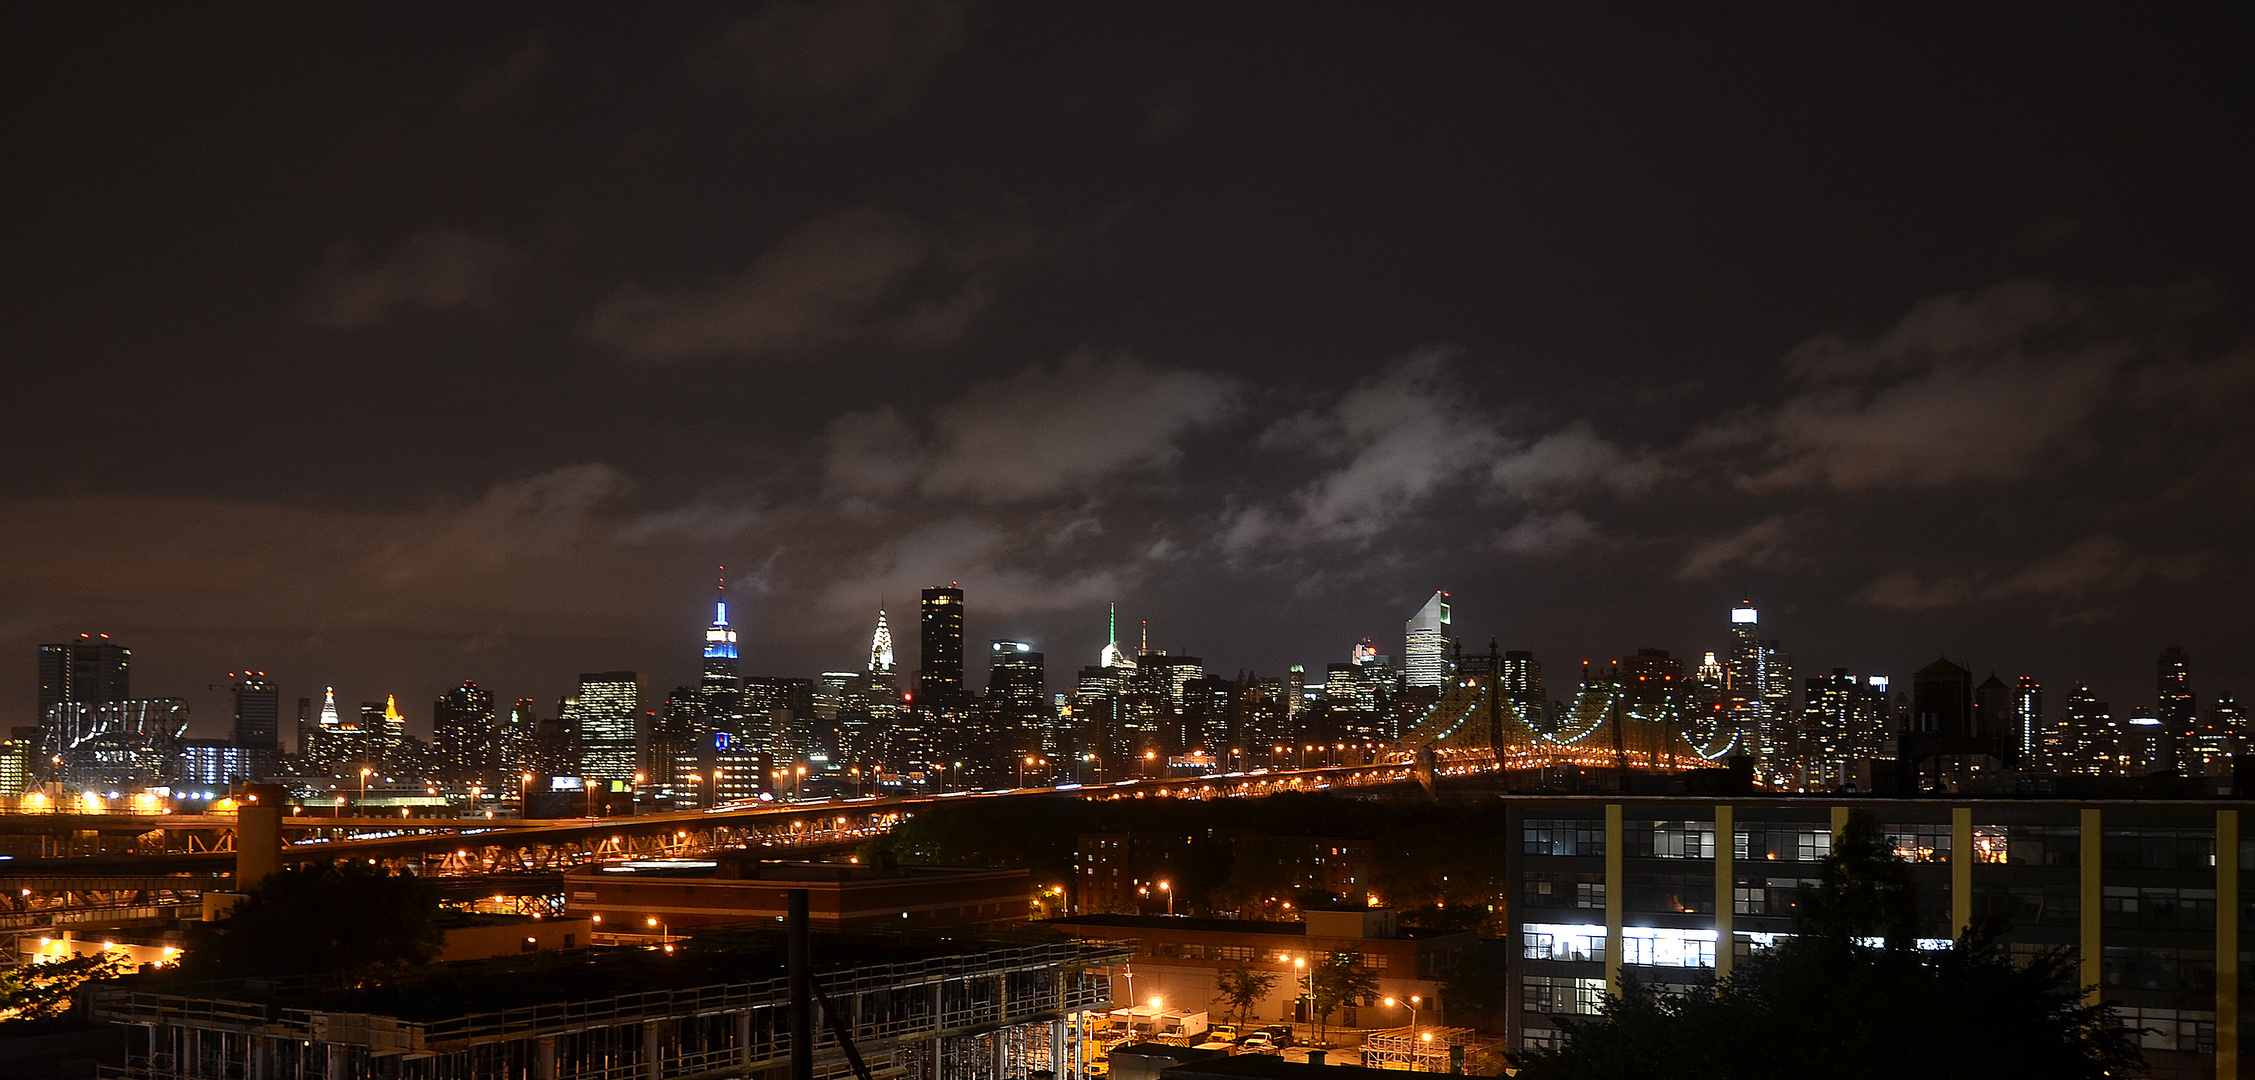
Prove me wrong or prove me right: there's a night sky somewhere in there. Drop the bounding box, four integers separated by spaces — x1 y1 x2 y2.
5 4 2250 737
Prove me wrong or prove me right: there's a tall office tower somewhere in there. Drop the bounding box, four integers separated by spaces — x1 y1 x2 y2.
648 687 705 791
531 699 576 779
2187 689 2239 777
2196 693 2248 777
1076 665 1129 759
1403 591 1451 688
360 696 407 752
37 634 132 718
433 680 497 779
986 641 1049 740
871 607 895 673
1802 669 1866 784
2122 708 2171 774
1973 674 2015 755
2158 647 2196 744
2063 684 2116 775
229 673 280 751
1722 602 1764 744
1286 665 1306 720
0 732 30 797
294 697 313 756
2013 677 2045 769
1912 659 1974 736
499 698 538 777
918 585 965 706
574 672 643 782
1099 604 1134 671
318 687 342 730
1501 651 1545 722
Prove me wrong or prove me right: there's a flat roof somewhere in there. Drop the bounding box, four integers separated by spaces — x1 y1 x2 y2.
567 858 1026 882
109 928 1110 1025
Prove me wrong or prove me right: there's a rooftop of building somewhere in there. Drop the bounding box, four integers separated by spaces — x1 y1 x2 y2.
564 856 1026 883
1041 912 1469 941
98 927 1123 1025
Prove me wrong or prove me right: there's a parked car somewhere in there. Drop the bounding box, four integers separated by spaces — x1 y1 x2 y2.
1252 1025 1295 1048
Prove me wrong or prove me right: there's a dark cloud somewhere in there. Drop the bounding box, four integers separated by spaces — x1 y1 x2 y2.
2 6 2250 727
584 206 1034 361
824 351 1238 504
721 0 969 118
295 230 525 329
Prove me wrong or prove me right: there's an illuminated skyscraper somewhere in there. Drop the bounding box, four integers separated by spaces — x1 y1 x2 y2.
1403 591 1451 688
230 673 279 752
433 680 497 779
2014 676 2044 768
575 672 644 782
870 607 895 673
1098 604 1134 671
318 687 341 731
37 633 131 718
1723 601 1764 750
1501 651 1544 722
986 641 1049 750
703 581 741 697
918 585 965 706
2158 647 2195 745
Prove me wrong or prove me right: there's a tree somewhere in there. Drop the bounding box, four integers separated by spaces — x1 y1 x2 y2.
1511 811 2146 1080
1213 963 1280 1024
184 862 443 978
1308 952 1379 1045
0 951 127 1026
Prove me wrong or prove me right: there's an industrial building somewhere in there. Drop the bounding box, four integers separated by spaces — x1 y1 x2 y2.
93 929 1132 1080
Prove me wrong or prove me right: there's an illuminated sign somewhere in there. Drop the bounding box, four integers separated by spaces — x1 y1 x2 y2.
1731 607 1758 624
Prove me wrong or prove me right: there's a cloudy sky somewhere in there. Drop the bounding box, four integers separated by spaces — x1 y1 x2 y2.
4 4 2249 736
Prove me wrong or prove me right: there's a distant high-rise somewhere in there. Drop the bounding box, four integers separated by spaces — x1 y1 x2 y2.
433 680 497 779
2014 676 2044 768
229 673 280 751
2064 684 2117 775
1099 604 1134 671
1973 674 2014 750
574 672 644 782
986 641 1049 744
1722 602 1764 742
918 585 965 706
2158 647 2196 744
1501 651 1545 721
38 634 131 718
702 582 741 697
318 687 342 730
1403 591 1451 688
870 607 895 673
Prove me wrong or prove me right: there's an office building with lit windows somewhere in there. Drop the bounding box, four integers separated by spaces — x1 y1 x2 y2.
1403 591 1451 689
1508 796 2244 1079
573 671 644 782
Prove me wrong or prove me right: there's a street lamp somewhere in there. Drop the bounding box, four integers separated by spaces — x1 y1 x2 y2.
358 767 371 811
1384 995 1421 1038
1158 879 1173 916
585 778 599 818
521 772 535 809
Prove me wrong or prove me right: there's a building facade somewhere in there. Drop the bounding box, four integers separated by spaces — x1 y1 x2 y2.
1507 795 2246 1080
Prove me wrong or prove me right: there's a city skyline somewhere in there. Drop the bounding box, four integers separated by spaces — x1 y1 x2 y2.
27 584 2239 748
1 7 2248 739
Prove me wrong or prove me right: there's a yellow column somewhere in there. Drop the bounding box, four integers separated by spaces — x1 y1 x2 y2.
2220 809 2239 1080
1952 806 1973 938
1606 803 1624 989
1714 804 1733 980
2081 808 2102 1007
1832 805 1849 836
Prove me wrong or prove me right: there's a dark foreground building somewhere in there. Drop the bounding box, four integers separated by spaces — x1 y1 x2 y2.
1510 796 2245 1080
92 930 1130 1080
